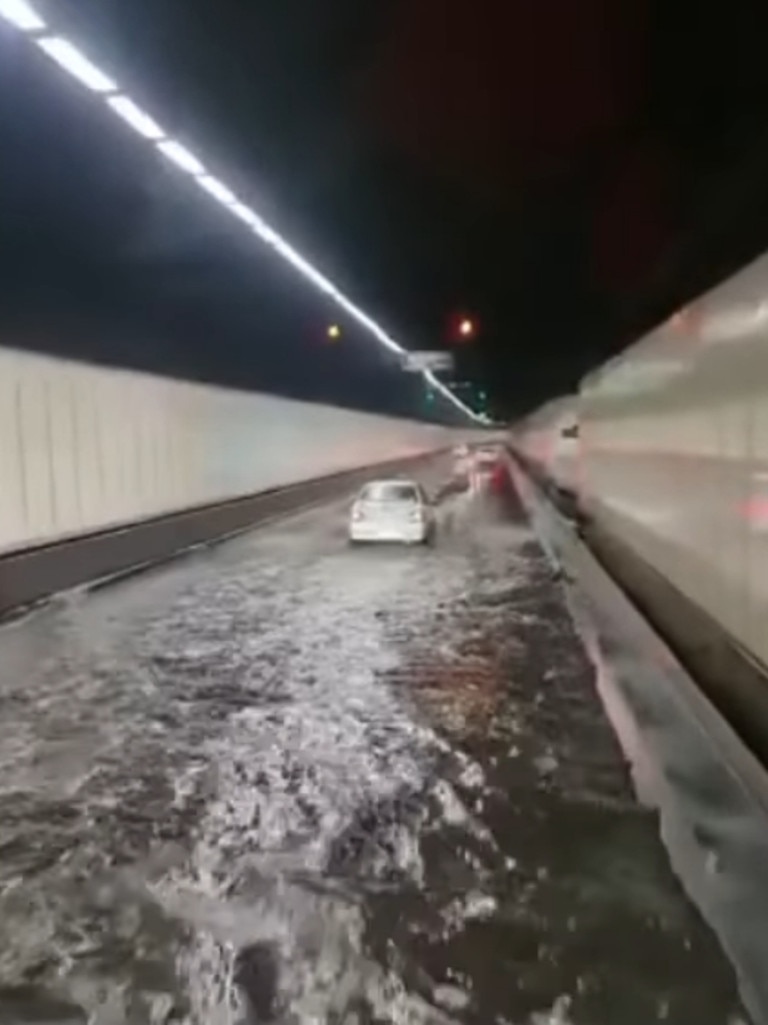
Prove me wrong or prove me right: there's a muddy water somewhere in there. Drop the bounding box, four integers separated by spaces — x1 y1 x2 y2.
0 481 747 1024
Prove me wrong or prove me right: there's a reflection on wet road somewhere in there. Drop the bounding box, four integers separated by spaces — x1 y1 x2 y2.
0 468 747 1024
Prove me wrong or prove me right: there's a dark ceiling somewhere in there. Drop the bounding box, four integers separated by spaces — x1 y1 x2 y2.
4 0 768 419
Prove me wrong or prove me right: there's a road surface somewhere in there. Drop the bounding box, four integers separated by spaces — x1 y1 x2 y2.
0 463 747 1024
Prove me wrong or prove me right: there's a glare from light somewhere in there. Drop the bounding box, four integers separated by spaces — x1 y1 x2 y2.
107 95 164 140
0 0 45 31
37 37 116 93
197 174 237 206
157 139 206 176
459 318 474 336
327 324 341 340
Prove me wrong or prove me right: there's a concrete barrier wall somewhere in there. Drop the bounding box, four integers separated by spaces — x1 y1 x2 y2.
576 252 768 670
0 346 455 555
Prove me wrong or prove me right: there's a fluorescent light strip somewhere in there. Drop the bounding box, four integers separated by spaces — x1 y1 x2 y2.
36 36 117 93
0 0 45 31
250 218 281 247
271 238 337 296
425 370 485 421
337 299 404 354
157 139 205 176
197 174 237 206
16 21 481 420
107 95 164 140
229 201 259 228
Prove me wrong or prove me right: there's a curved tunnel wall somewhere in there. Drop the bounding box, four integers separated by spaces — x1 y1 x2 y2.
0 345 459 556
513 395 580 495
518 253 768 674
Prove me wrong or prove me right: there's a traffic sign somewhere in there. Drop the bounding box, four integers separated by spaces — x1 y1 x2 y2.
401 351 455 374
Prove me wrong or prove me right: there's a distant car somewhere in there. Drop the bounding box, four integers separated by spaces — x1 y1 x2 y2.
467 446 504 493
472 447 499 476
349 480 435 545
450 444 472 487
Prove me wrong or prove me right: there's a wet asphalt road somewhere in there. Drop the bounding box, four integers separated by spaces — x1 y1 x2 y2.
0 464 748 1024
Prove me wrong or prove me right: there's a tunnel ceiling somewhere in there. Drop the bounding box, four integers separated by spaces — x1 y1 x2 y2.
4 0 768 419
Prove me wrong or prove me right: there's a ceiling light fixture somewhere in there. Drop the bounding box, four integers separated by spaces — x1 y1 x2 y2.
0 0 45 32
157 139 206 176
197 174 237 206
107 95 165 140
4 13 483 421
36 36 117 93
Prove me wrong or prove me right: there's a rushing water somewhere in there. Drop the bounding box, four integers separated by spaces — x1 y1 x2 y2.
0 484 747 1024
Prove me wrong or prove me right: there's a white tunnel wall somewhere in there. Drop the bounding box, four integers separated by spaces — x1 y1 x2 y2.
577 252 768 668
0 346 456 555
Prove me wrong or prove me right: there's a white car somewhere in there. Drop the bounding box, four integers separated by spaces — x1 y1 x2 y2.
349 480 435 545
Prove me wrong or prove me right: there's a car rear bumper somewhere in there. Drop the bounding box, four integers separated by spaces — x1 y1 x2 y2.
349 522 429 544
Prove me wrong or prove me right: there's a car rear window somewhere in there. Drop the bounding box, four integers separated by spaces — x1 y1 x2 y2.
361 483 419 502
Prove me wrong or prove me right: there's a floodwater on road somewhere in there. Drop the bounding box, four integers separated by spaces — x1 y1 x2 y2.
0 469 748 1024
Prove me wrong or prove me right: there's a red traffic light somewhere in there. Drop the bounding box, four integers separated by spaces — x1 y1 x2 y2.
448 312 479 343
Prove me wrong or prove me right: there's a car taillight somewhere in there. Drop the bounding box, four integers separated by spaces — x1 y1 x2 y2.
353 505 364 521
408 507 422 522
